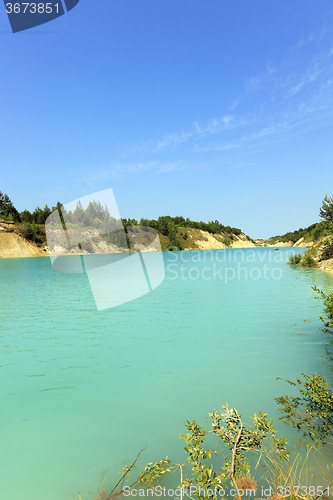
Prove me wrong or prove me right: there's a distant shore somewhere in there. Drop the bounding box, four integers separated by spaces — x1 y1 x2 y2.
1 220 332 274
0 223 256 259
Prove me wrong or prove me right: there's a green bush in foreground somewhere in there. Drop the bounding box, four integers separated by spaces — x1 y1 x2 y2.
78 406 288 500
71 372 333 500
276 372 333 445
179 405 288 500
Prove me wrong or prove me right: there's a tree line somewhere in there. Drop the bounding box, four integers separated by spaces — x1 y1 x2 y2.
0 190 243 237
0 191 62 225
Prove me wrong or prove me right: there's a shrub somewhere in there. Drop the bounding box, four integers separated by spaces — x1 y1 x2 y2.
288 254 302 265
312 227 322 241
19 222 36 242
321 238 333 260
301 251 317 267
80 240 94 253
72 372 333 500
276 372 333 445
313 286 333 329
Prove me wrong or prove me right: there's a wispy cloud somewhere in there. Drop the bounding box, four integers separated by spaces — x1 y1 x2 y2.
82 160 185 186
98 19 333 182
152 115 236 152
194 120 296 153
293 26 328 50
150 32 333 157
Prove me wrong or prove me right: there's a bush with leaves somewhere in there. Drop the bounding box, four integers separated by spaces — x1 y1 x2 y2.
313 286 333 329
72 452 172 500
288 254 302 265
300 251 317 267
19 222 37 242
71 371 333 500
18 221 46 246
321 238 333 260
178 404 289 500
79 241 94 253
76 405 288 500
275 373 333 445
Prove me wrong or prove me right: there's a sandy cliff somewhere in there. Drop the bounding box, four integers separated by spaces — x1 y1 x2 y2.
0 222 256 259
0 230 46 258
190 230 256 250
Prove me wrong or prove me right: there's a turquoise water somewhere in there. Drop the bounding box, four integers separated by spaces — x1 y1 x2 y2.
0 248 333 499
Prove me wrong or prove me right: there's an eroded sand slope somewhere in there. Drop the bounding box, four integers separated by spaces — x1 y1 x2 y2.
0 231 45 258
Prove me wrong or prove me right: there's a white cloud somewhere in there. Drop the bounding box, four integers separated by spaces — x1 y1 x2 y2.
152 115 236 152
82 160 185 186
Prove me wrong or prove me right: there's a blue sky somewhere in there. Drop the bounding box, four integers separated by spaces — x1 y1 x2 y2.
1 1 333 238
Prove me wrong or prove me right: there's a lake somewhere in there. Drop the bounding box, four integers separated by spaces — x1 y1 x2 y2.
0 247 332 500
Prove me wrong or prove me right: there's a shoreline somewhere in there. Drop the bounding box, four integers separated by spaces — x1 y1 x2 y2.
1 229 332 274
0 226 256 259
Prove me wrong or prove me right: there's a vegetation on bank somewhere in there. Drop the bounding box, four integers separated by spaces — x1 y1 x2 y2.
276 372 333 445
313 286 333 329
269 194 333 245
288 252 317 268
0 193 60 247
285 195 333 330
269 221 331 246
71 371 333 500
0 191 247 251
286 194 333 269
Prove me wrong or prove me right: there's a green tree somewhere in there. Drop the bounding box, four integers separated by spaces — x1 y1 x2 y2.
32 206 49 225
20 209 33 223
0 191 20 221
321 238 333 259
158 218 169 236
42 204 52 222
72 200 88 225
51 201 63 214
319 194 333 224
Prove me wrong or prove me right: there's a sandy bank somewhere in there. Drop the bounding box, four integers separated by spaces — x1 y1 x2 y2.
0 232 46 258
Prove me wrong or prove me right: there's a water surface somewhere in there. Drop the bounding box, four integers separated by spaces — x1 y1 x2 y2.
0 248 332 499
